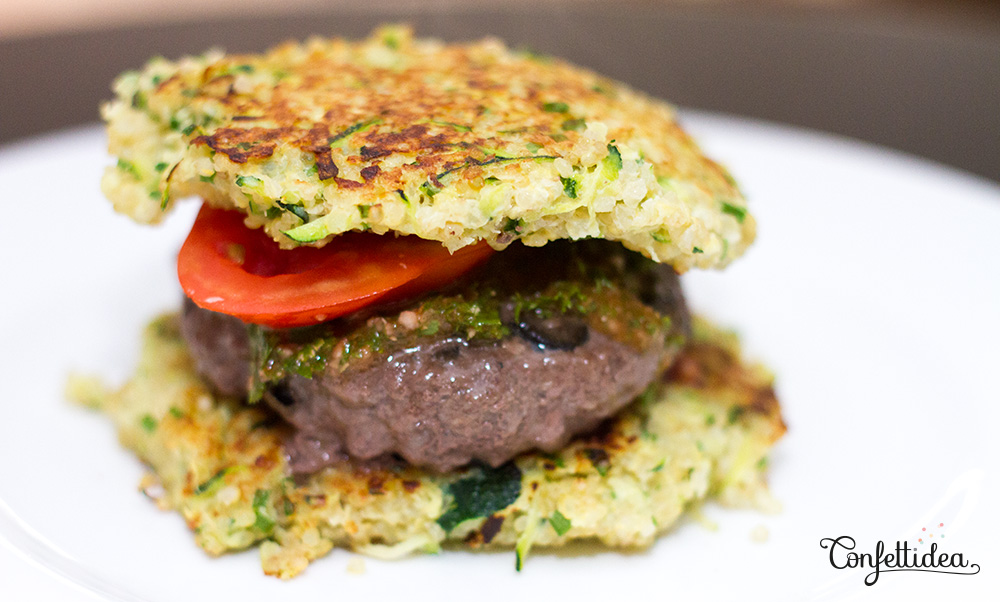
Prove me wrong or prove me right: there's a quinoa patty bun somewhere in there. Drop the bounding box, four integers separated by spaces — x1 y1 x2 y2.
102 25 753 270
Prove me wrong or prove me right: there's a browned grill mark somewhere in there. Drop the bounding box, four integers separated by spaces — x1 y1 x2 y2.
359 145 392 160
583 448 610 471
334 178 364 189
367 476 385 496
193 127 290 163
314 153 338 180
479 515 504 544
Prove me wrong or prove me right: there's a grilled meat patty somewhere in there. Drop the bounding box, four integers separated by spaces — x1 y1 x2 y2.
181 241 690 473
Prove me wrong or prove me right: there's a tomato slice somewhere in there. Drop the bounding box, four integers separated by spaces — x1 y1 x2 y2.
178 204 494 328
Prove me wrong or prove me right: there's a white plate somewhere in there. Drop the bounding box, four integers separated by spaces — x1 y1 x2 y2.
1 114 997 601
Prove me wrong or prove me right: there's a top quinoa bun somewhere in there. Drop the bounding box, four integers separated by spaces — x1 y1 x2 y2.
102 25 753 268
82 26 783 578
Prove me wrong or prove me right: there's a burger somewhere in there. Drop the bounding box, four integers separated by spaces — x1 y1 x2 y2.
81 26 785 578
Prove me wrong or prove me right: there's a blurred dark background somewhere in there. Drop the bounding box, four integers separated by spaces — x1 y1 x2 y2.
2 0 998 182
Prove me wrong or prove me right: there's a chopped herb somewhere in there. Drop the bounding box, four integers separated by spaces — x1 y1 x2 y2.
419 180 441 197
651 230 671 244
139 414 157 433
182 124 197 136
235 175 262 188
483 176 501 184
511 281 589 322
252 489 276 533
233 64 255 73
358 204 371 219
584 448 610 476
515 515 540 570
276 200 309 223
685 467 695 480
131 91 146 110
247 324 340 401
150 75 163 86
328 118 382 150
542 101 569 113
168 407 184 419
692 247 704 254
560 176 578 199
727 406 745 425
437 463 522 533
549 510 572 536
148 190 162 201
117 159 141 180
419 320 440 336
199 173 216 183
602 143 622 178
540 452 565 469
162 163 177 209
194 468 229 496
304 164 318 176
526 142 543 154
501 217 523 234
651 459 665 472
396 189 410 205
154 162 168 172
431 120 472 132
705 414 716 426
180 88 199 98
721 168 739 188
561 117 586 131
637 386 658 408
430 154 556 192
246 325 275 402
721 201 747 223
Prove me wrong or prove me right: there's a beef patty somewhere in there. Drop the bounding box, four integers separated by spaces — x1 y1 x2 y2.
180 242 690 473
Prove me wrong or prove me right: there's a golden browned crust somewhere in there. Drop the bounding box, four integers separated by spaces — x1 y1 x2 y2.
101 26 754 270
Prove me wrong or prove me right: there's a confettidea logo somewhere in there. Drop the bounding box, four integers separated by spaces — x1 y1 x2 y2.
819 523 981 586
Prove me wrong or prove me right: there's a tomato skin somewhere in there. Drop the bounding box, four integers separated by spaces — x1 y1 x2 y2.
178 204 494 328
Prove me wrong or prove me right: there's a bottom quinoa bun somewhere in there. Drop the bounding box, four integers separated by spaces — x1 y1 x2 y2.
69 314 784 578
